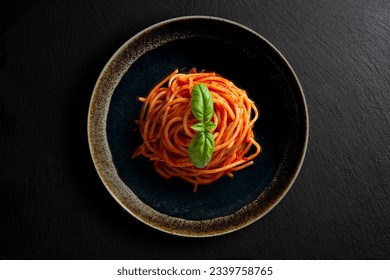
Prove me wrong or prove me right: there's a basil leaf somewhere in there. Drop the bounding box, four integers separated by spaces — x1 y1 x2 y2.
188 130 214 168
191 122 206 132
188 84 216 169
203 120 216 131
191 83 214 123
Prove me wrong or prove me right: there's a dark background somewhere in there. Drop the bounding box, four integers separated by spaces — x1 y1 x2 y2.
1 0 389 259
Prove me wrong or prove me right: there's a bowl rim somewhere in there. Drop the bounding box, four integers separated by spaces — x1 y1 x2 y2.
87 15 309 237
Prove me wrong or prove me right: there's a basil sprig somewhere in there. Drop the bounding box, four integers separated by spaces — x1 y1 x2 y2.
188 83 216 168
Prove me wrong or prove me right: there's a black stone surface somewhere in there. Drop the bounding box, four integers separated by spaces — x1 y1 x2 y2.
1 0 389 259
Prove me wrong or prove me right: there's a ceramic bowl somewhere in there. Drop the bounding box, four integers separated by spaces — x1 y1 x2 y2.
88 16 309 237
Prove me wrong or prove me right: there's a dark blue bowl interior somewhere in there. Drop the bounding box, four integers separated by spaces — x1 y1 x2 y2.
106 19 305 220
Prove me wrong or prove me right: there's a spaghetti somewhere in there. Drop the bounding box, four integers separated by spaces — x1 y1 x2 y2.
132 69 261 191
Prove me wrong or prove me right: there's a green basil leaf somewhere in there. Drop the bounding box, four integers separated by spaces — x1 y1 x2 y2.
191 83 214 123
191 122 206 132
203 120 216 131
189 84 216 168
188 130 214 168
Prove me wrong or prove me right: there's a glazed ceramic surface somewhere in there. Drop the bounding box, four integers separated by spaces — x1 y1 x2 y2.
88 16 308 236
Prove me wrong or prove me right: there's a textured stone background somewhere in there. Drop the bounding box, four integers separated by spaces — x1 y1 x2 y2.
1 0 389 259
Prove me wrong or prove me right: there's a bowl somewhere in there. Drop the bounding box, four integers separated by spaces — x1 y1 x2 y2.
88 16 309 237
